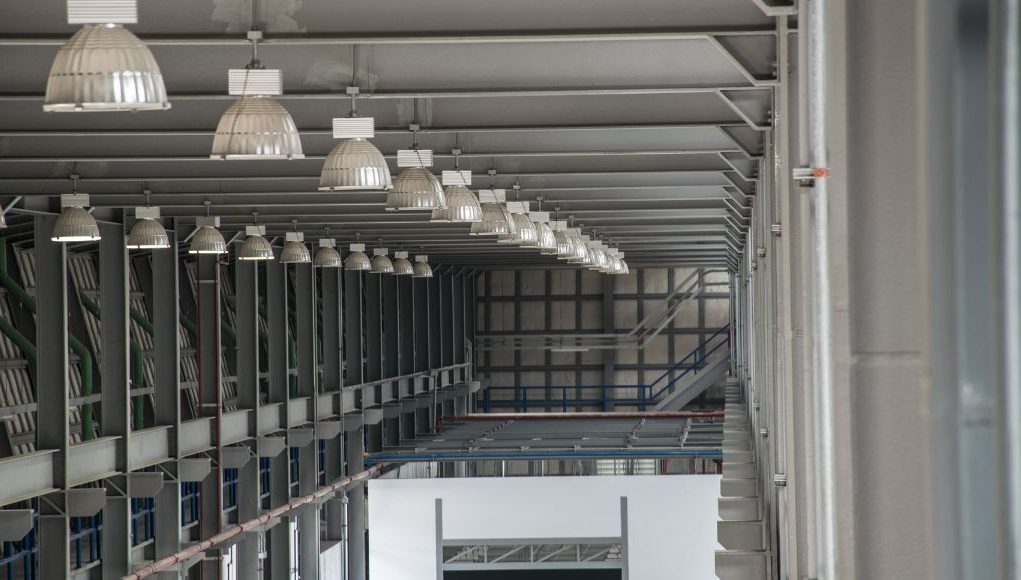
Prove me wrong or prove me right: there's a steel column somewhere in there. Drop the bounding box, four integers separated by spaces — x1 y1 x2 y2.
344 271 365 386
294 263 320 580
364 273 383 383
265 260 293 579
235 260 261 579
381 272 399 379
345 428 366 580
34 215 70 580
321 267 343 391
99 221 131 579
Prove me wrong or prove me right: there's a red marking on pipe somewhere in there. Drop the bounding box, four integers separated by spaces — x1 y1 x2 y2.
812 167 830 178
121 465 383 580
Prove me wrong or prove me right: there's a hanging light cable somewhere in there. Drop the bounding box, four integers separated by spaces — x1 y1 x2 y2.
319 46 392 191
126 189 170 249
189 201 227 255
44 0 169 112
210 15 303 160
52 173 101 243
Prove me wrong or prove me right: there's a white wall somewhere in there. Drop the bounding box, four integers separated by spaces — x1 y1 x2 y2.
368 475 721 580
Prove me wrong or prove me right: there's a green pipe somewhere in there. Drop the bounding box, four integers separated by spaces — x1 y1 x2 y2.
0 239 95 440
0 316 37 363
77 292 145 430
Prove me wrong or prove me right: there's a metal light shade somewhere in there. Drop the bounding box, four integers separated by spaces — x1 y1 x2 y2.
280 241 311 264
567 236 589 263
126 218 169 249
471 203 517 236
444 186 483 223
536 222 557 253
412 260 433 278
499 214 538 246
52 206 101 242
589 247 608 270
189 226 227 254
369 254 394 274
237 235 274 261
211 96 303 159
554 230 575 259
319 139 392 191
344 251 371 271
314 246 342 268
387 167 445 211
45 24 169 112
392 256 414 276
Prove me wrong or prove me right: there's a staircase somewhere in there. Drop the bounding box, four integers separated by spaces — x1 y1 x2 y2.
715 377 769 579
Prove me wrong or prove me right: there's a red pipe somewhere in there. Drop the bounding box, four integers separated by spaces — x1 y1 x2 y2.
121 465 383 580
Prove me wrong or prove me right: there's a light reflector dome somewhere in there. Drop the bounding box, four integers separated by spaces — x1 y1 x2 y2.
554 230 575 259
52 206 101 242
387 167 445 211
44 24 169 112
499 214 538 246
126 218 169 249
470 203 517 236
392 251 414 275
369 248 394 274
319 138 392 191
237 226 274 261
189 226 227 255
211 96 303 159
314 239 342 268
344 243 371 271
536 221 557 253
279 233 311 264
412 255 433 278
441 186 483 223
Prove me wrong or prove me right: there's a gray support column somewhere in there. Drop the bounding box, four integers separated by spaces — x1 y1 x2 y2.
602 275 616 411
452 271 465 366
440 274 453 367
413 278 430 373
99 222 131 579
364 272 382 382
344 271 364 386
345 428 367 580
265 260 293 578
195 254 223 577
235 260 261 579
381 272 399 378
153 228 182 568
294 263 320 580
321 267 343 391
398 276 414 375
428 276 442 370
35 215 70 580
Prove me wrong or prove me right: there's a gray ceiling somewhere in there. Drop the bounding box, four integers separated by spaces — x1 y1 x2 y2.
0 0 776 268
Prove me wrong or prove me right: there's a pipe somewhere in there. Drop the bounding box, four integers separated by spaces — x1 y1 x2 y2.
0 28 775 48
804 0 837 576
121 465 383 580
0 238 95 440
368 450 722 464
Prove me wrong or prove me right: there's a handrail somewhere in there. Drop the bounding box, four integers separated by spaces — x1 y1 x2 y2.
647 324 730 391
481 325 730 412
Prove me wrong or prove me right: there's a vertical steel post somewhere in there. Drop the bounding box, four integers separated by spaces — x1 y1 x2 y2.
345 429 366 580
99 221 131 579
265 260 293 579
195 253 223 578
35 215 70 580
235 260 261 579
294 262 320 580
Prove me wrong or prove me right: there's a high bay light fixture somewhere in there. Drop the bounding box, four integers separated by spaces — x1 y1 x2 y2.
189 202 227 255
370 246 395 274
280 231 311 264
210 32 303 160
392 251 414 276
388 123 445 211
319 86 392 191
344 242 370 271
45 0 169 112
126 206 169 249
432 156 481 223
412 255 433 278
471 189 516 236
237 225 274 261
314 238 342 268
52 193 100 243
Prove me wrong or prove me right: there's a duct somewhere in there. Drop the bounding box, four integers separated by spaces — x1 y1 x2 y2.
0 238 96 440
121 464 383 580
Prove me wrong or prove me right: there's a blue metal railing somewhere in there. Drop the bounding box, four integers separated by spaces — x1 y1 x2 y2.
259 457 272 509
482 325 730 412
131 498 155 546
